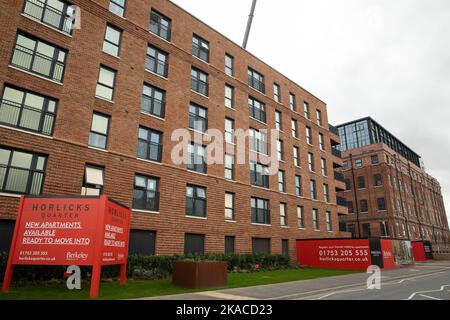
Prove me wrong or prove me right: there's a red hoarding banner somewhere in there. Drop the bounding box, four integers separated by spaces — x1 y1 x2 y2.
297 239 371 270
380 239 396 270
412 241 427 262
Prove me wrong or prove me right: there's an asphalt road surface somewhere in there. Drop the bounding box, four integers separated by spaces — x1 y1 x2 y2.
146 261 450 300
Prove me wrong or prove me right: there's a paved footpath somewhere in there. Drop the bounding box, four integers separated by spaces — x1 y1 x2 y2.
142 260 450 300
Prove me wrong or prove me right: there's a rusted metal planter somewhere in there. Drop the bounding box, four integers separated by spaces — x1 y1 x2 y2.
172 260 228 289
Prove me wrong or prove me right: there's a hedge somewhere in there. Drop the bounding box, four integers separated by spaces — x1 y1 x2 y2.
0 252 292 283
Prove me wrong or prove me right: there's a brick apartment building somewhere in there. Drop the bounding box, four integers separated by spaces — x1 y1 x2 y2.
0 0 349 259
336 117 450 252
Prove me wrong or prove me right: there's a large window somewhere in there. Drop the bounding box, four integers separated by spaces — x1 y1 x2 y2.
189 103 207 132
0 147 46 195
303 101 310 119
129 230 155 256
248 68 265 93
0 85 57 136
323 184 330 203
224 154 234 180
23 0 74 34
225 85 234 108
186 185 206 218
252 238 270 254
312 208 319 230
308 152 315 172
291 119 298 138
133 175 159 212
96 66 116 101
316 109 323 126
88 113 110 149
248 97 266 123
289 93 296 111
319 133 325 150
295 175 302 196
141 84 165 118
137 127 163 162
374 173 383 187
250 162 269 188
146 45 168 77
278 170 286 192
225 192 235 221
225 236 235 254
109 0 126 17
275 110 282 131
225 54 234 76
11 33 67 82
273 83 281 102
249 128 268 155
191 68 208 96
293 146 300 167
357 176 365 189
360 199 368 212
310 179 317 200
184 233 204 255
321 158 327 176
306 127 313 144
150 10 171 41
251 197 270 225
377 197 386 211
103 24 122 57
276 139 284 161
280 203 287 227
192 34 209 62
187 143 207 174
81 164 104 196
297 206 305 228
225 118 234 144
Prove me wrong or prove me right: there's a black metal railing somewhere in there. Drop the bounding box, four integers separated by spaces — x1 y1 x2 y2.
249 105 267 123
0 165 44 195
141 95 165 118
336 196 348 207
332 147 342 158
132 190 160 212
251 208 270 225
0 99 55 136
137 140 163 163
191 77 208 96
248 76 265 93
11 44 65 82
329 124 339 136
23 0 73 35
145 55 168 77
334 171 345 182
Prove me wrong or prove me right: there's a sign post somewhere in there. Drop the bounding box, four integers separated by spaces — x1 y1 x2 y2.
2 195 131 298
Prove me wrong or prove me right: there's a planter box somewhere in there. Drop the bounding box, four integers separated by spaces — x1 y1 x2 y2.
172 261 227 289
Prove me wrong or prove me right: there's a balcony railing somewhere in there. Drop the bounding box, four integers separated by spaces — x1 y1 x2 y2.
334 171 345 182
0 99 55 136
132 190 160 212
251 208 270 225
23 0 73 35
141 95 165 118
0 165 44 195
336 196 348 207
145 55 168 77
332 147 342 158
248 76 265 94
329 124 339 136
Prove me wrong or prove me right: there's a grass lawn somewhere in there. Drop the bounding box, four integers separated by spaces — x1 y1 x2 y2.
0 268 359 300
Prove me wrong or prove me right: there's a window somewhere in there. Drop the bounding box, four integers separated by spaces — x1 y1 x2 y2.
312 209 319 230
141 84 166 118
0 147 46 195
306 127 313 144
275 110 282 131
248 97 266 123
303 101 310 119
248 68 265 93
293 146 300 166
273 83 281 102
224 153 234 180
276 140 284 161
11 33 67 82
225 236 235 254
377 197 386 211
282 239 289 256
371 155 379 164
150 10 171 41
249 128 268 155
186 185 206 217
250 162 269 188
289 93 296 111
189 103 207 133
192 34 209 62
225 54 234 76
187 143 207 174
374 173 383 187
362 224 371 237
280 203 287 226
191 68 208 96
323 184 330 202
146 45 169 77
380 222 389 237
225 85 234 108
345 179 351 190
251 197 270 225
347 201 354 213
0 85 57 136
310 179 317 200
360 199 368 212
319 133 325 150
23 0 74 34
129 230 155 255
103 25 122 56
291 119 298 138
343 161 349 170
321 158 327 176
297 206 305 228
81 165 104 196
316 109 322 126
355 159 362 168
295 175 302 196
96 66 116 101
308 152 315 172
138 127 163 162
357 176 365 189
184 233 204 255
225 192 235 220
252 238 270 254
133 175 159 212
278 170 286 192
326 212 332 231
225 118 234 144
88 113 110 149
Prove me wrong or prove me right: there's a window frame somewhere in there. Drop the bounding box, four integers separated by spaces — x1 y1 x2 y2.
149 10 171 41
186 184 207 218
192 34 210 62
96 65 117 101
132 174 160 212
137 126 163 163
103 24 122 57
88 112 110 150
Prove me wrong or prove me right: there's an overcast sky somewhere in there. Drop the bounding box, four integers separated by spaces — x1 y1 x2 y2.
172 0 450 222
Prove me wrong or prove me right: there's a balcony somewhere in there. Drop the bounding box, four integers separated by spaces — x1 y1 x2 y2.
329 124 339 136
334 171 345 182
332 148 342 158
23 0 73 35
336 196 347 207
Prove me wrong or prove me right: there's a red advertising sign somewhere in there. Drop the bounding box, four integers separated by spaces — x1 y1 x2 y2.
380 239 396 270
2 195 131 298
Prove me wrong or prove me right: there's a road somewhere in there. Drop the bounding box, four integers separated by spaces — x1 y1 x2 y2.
145 260 450 300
